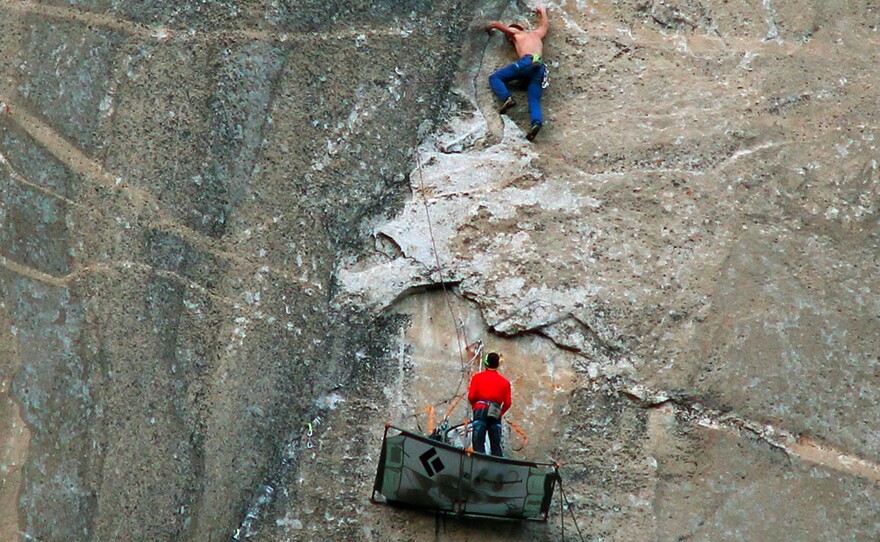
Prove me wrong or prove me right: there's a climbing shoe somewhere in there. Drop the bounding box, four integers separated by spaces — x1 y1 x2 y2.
499 97 516 114
526 122 542 141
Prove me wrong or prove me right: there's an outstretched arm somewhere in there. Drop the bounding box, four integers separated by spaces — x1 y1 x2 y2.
485 21 517 38
534 5 549 39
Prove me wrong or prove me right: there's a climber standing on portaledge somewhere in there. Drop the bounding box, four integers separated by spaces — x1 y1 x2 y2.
468 352 511 456
485 4 550 141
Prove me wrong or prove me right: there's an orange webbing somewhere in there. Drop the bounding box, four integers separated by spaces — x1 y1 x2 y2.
445 394 466 419
508 420 529 448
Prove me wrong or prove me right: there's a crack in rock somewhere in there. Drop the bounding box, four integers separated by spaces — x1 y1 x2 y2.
615 377 880 482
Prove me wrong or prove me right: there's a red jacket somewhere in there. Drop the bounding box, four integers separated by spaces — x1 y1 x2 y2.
467 369 511 417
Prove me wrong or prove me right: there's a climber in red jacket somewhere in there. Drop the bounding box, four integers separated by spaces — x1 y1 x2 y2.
467 351 512 456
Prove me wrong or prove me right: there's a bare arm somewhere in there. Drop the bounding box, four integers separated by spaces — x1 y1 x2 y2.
533 5 549 39
485 21 517 38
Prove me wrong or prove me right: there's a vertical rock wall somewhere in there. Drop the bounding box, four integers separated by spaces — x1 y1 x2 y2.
2 1 880 541
336 0 880 540
0 1 492 540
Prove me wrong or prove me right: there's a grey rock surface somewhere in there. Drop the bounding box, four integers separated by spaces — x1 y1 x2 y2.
2 1 483 540
1 1 879 541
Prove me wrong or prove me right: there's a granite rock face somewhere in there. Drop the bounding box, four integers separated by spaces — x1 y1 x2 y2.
1 1 483 540
1 1 879 541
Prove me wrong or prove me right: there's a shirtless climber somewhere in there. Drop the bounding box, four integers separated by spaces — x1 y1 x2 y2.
485 4 549 141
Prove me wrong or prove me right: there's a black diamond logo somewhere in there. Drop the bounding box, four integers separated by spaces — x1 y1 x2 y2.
419 448 445 477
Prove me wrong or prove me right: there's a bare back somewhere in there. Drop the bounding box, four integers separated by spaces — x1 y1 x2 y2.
510 31 545 58
486 6 549 59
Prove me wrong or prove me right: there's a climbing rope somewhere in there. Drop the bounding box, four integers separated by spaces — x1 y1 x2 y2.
410 122 536 456
556 470 586 542
443 339 483 420
506 420 529 452
391 392 470 432
387 339 488 443
415 153 470 366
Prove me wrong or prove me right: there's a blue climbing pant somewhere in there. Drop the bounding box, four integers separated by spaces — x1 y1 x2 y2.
472 419 504 456
489 55 546 126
